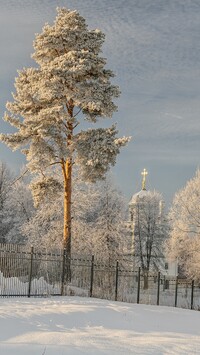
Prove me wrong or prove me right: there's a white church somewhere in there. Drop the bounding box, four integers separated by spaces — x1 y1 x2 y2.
127 169 177 279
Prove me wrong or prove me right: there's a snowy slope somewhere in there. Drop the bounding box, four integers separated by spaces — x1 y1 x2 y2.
0 296 199 354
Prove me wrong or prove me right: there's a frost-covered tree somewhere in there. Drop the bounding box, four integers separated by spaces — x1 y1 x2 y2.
71 175 128 264
130 190 168 288
0 163 34 244
6 178 34 244
22 197 63 251
22 173 128 261
167 170 200 281
0 8 130 254
0 162 14 242
84 176 128 262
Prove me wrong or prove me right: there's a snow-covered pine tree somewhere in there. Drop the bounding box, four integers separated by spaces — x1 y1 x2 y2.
22 172 128 259
0 8 130 255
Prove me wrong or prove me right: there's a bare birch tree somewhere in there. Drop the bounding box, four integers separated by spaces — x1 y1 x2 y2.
131 191 168 288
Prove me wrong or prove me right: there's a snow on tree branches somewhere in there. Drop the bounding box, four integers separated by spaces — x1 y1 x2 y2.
130 190 168 288
167 169 200 281
0 7 130 253
75 125 129 182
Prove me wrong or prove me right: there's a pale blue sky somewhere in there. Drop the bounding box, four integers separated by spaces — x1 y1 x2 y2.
0 0 200 206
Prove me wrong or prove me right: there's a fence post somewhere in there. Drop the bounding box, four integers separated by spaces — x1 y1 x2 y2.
28 246 34 298
175 277 178 307
157 271 160 306
115 261 119 301
191 280 194 310
90 255 94 297
61 249 66 296
137 267 141 304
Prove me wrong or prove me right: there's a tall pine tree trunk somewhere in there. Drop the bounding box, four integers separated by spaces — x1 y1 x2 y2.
62 158 72 256
62 102 74 257
62 157 72 283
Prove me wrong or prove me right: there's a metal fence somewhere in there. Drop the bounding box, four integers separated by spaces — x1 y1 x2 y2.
0 243 199 310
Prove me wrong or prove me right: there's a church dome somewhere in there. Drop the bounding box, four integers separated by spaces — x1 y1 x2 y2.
129 168 149 206
129 189 149 206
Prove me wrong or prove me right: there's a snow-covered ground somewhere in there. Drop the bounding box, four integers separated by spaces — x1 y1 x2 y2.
0 297 199 354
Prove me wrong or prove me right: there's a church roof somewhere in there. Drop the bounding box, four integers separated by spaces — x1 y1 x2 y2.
129 189 149 205
129 169 149 205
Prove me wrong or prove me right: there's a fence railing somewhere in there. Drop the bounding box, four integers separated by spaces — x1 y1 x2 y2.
0 243 199 310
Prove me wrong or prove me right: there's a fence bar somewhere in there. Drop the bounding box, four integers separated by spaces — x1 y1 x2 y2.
137 267 141 304
0 242 198 311
90 255 94 297
175 277 178 307
28 246 34 298
115 261 119 301
191 280 194 310
61 249 66 296
157 271 160 306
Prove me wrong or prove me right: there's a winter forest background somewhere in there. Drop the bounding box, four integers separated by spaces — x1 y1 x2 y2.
1 0 200 205
0 3 200 286
0 4 200 355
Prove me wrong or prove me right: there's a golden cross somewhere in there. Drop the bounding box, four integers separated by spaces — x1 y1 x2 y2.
141 168 148 190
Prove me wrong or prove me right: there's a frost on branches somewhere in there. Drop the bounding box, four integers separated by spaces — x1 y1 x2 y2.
167 170 200 281
0 162 34 244
75 125 129 182
131 190 168 289
22 173 128 263
0 8 130 253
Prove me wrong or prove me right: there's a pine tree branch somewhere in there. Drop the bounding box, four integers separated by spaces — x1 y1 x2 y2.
11 169 29 186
